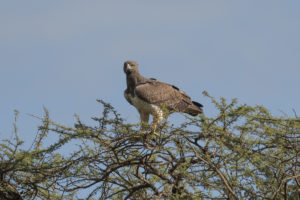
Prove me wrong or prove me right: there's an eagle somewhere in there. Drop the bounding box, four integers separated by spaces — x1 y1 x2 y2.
123 60 203 133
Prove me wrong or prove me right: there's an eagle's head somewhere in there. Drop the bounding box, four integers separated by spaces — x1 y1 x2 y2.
124 60 138 74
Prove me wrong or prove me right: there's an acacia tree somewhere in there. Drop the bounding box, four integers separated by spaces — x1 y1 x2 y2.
0 93 299 200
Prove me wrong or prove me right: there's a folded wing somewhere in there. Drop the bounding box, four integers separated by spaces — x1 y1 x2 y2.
134 80 202 115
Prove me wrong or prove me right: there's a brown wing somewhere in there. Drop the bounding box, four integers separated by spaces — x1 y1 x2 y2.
124 89 133 105
134 80 194 112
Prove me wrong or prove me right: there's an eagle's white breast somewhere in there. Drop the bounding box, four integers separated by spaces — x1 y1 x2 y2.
125 91 163 118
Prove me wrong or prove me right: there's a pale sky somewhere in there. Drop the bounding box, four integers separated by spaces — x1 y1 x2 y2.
1 1 299 141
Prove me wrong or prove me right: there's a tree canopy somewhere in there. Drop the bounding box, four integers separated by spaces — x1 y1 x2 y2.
0 93 299 200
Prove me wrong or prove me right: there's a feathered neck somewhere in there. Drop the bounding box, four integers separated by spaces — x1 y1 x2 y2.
126 71 149 96
127 71 148 85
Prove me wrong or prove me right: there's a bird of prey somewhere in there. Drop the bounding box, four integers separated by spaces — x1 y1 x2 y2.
123 60 203 133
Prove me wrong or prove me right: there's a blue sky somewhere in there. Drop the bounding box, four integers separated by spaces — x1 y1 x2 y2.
1 1 299 141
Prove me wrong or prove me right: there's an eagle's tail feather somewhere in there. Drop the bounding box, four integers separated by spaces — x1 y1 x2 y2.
185 101 203 116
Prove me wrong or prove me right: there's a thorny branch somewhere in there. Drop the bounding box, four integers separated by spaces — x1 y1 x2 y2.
1 95 300 199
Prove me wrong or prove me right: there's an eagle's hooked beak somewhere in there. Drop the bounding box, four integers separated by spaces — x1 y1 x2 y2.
127 63 132 70
124 61 137 74
125 63 133 73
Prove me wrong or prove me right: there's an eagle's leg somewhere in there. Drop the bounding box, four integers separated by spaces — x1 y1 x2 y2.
151 111 164 136
139 112 153 146
139 111 150 132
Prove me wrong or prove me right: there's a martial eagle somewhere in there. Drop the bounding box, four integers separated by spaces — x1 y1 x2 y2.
124 60 203 133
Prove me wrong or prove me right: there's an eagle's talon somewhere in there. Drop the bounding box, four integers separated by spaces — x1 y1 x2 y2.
152 132 159 137
144 143 155 149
